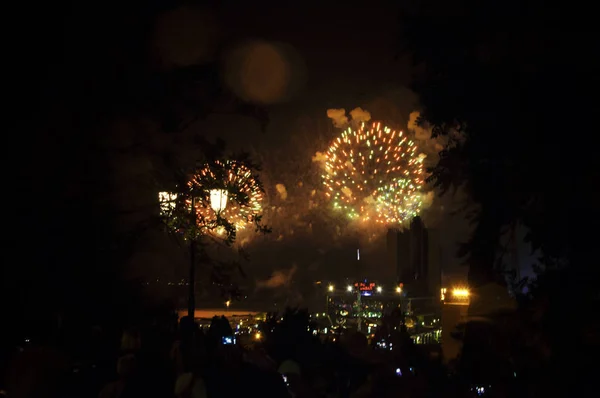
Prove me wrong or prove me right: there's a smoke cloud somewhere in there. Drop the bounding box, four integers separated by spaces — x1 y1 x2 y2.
408 111 432 140
327 107 372 128
275 184 288 200
255 264 297 289
327 109 349 127
311 151 328 169
419 191 435 210
349 107 371 122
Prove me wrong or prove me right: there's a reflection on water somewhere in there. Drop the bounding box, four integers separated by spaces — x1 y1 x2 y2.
177 309 261 319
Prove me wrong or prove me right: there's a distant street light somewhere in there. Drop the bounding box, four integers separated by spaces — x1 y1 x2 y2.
452 288 469 298
326 285 335 323
376 286 383 293
396 286 402 293
347 285 353 292
225 300 231 308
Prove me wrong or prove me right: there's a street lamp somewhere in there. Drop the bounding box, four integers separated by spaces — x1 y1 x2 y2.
346 285 353 292
210 189 228 235
210 189 228 213
395 286 402 293
225 300 231 309
326 285 334 321
376 286 383 293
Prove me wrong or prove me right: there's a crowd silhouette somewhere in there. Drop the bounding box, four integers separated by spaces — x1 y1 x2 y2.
4 295 596 398
2 306 466 398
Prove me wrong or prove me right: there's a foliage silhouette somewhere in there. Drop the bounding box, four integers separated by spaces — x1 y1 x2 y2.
400 0 599 287
8 2 270 334
401 1 599 395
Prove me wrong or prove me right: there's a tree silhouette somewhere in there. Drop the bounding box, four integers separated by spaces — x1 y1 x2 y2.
400 0 599 287
401 1 599 395
8 2 270 332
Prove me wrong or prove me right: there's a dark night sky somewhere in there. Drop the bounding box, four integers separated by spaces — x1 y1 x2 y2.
138 1 475 308
9 1 535 311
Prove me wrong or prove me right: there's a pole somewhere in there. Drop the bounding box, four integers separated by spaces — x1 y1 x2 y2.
188 195 196 320
357 290 362 333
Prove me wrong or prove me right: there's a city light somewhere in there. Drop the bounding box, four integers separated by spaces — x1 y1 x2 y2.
255 332 261 340
376 286 383 293
225 300 230 308
440 288 447 301
395 286 402 293
328 285 334 292
347 285 353 292
452 288 469 298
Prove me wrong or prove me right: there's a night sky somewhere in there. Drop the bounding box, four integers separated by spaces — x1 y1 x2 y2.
8 1 535 311
141 2 474 307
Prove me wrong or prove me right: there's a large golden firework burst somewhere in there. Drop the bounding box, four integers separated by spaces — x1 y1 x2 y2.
188 160 263 231
321 121 425 225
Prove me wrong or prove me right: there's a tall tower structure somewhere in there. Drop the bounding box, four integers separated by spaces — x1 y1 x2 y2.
387 228 409 282
409 216 428 283
427 228 442 297
387 216 436 295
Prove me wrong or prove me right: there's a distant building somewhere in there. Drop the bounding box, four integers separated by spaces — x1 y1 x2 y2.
387 216 441 296
441 296 469 363
427 228 442 299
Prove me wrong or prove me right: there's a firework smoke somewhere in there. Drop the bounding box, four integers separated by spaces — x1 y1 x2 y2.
312 151 328 168
255 264 297 289
327 107 374 128
408 111 432 140
349 107 372 123
327 109 349 127
275 183 288 200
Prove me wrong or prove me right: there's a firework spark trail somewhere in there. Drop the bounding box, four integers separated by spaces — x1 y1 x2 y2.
321 121 425 225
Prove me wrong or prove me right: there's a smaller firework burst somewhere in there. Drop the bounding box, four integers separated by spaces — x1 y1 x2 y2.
373 182 423 224
188 160 263 232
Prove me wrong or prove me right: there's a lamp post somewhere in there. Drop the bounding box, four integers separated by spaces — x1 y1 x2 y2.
326 285 334 315
210 189 228 215
188 189 229 320
188 195 196 320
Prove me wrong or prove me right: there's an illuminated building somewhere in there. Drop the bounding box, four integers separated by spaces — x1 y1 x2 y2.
441 286 470 363
325 280 408 332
